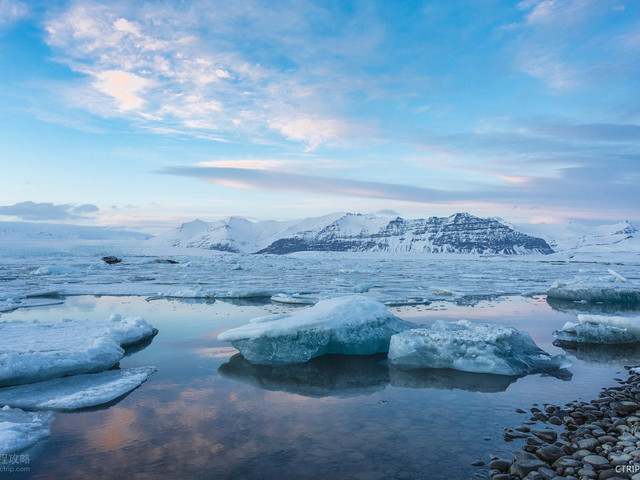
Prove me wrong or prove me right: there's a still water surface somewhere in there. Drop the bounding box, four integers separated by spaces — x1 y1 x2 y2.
4 295 640 479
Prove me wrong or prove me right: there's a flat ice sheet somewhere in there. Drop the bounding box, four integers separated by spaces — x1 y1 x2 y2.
0 315 155 386
0 366 156 411
0 406 54 455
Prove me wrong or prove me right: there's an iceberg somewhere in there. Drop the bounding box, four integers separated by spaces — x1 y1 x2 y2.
552 314 640 345
547 270 640 304
0 315 156 386
0 367 156 411
0 406 54 455
218 295 414 364
388 320 570 376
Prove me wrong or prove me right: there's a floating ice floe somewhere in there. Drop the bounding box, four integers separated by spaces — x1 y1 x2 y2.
547 269 640 304
0 367 156 411
218 295 415 364
0 315 156 386
270 293 317 305
0 406 54 454
387 320 570 376
552 314 640 345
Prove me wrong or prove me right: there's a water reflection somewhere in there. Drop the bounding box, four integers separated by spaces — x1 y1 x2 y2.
220 353 573 396
4 295 635 480
388 366 518 393
218 353 389 398
556 342 640 366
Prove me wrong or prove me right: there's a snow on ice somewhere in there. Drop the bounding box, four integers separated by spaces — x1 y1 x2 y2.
553 314 640 345
387 320 570 376
0 406 54 455
0 315 156 386
0 367 156 411
218 295 414 364
547 269 640 304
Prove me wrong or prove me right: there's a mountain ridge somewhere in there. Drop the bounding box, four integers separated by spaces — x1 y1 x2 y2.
153 212 555 255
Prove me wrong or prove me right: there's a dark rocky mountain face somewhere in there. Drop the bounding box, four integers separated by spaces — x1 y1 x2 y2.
256 213 554 255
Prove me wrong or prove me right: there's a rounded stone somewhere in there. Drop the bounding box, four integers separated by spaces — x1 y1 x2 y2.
583 454 609 467
489 459 512 472
532 429 558 444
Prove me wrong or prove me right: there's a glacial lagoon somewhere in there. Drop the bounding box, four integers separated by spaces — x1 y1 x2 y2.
3 294 640 479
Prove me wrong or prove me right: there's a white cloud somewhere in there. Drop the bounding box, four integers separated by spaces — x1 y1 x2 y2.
0 0 27 27
268 115 349 150
93 70 151 110
42 1 364 149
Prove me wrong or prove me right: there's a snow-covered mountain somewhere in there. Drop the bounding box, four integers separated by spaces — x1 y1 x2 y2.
519 220 640 254
153 212 554 255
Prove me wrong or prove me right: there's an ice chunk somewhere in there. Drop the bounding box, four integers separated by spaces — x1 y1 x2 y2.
0 316 156 386
0 406 54 454
0 367 156 411
552 314 640 345
218 295 415 364
547 273 640 304
388 320 570 376
270 293 317 305
608 269 627 283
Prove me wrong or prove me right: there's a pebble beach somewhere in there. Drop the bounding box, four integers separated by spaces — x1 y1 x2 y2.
474 366 640 480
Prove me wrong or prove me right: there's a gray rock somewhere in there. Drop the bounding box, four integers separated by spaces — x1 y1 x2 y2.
510 453 548 478
583 454 609 467
553 456 583 469
578 437 602 450
532 430 558 444
608 452 632 466
489 459 512 471
599 435 619 445
612 401 640 415
598 469 626 480
536 445 565 464
549 416 563 425
523 472 548 480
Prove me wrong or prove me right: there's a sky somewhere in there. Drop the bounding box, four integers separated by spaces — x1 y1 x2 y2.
0 0 638 232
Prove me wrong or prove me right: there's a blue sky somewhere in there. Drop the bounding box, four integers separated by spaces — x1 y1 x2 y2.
0 0 638 231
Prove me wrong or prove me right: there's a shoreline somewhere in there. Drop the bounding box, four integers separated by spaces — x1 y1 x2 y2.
476 365 640 480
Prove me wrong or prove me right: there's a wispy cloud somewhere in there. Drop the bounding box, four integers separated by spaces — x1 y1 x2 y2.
160 165 481 204
0 0 27 28
42 1 377 149
513 0 636 91
0 201 99 221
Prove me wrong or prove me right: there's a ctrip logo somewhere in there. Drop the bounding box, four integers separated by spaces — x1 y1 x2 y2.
616 465 640 474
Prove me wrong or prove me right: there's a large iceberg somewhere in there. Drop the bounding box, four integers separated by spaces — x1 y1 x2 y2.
547 269 640 304
218 295 414 364
0 366 156 411
553 314 640 345
0 406 54 454
388 320 570 376
0 315 156 386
